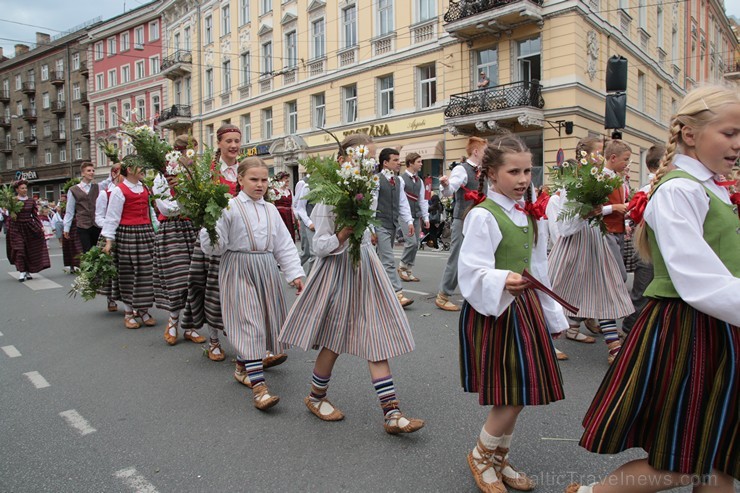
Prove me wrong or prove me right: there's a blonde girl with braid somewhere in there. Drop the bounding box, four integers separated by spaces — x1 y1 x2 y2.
458 134 568 493
568 85 740 493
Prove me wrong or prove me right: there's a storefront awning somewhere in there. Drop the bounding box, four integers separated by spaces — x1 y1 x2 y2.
399 140 444 160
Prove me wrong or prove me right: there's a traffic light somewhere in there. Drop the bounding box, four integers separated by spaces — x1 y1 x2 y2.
605 55 628 130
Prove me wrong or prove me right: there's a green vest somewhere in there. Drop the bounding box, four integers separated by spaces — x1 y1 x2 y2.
476 198 534 273
644 170 740 299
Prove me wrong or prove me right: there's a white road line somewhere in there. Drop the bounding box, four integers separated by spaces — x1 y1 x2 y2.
59 409 97 436
403 289 431 296
541 437 580 441
0 254 63 261
1 345 21 358
23 371 50 389
0 330 4 336
114 467 159 493
7 272 63 290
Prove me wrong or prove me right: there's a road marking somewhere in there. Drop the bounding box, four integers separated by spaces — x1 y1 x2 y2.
1 345 21 358
59 409 97 436
0 254 63 262
403 289 431 296
24 371 50 389
0 330 4 336
7 272 63 290
114 467 159 493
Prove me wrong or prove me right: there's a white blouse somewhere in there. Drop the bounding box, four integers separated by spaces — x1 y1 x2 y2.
101 179 146 240
644 154 740 326
153 174 181 218
458 189 568 334
312 203 372 258
199 191 305 283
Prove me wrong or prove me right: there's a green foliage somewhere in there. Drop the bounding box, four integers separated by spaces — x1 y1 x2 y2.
0 185 23 219
97 139 121 164
68 246 118 301
120 121 173 174
62 177 81 194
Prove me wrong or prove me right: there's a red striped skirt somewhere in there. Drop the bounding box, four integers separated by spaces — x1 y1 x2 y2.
62 224 83 268
7 219 51 273
153 218 197 312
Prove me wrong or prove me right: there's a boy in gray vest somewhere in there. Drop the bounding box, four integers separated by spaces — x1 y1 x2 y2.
64 162 101 252
374 148 414 308
293 174 315 275
397 152 429 282
435 137 486 311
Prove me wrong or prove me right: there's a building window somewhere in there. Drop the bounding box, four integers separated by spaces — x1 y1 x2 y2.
261 41 272 75
149 20 160 41
45 149 52 164
240 52 251 85
150 56 160 75
241 113 251 143
657 6 664 48
260 0 272 15
109 105 118 128
107 37 117 56
42 92 50 109
75 142 83 160
121 32 130 51
94 42 104 60
312 93 325 128
43 123 51 137
285 31 297 68
121 65 130 83
152 95 160 118
137 99 146 122
378 75 394 116
205 124 214 148
343 6 357 48
222 6 231 35
15 75 22 90
136 60 145 79
240 0 250 25
74 113 81 129
18 155 25 168
638 0 646 29
205 16 213 44
476 47 499 87
656 85 663 122
18 128 24 143
135 27 145 48
517 36 541 83
122 102 131 121
72 53 80 70
262 107 272 139
418 0 435 21
343 84 358 123
671 26 678 60
96 73 104 90
184 27 191 51
60 149 67 162
378 0 393 36
108 69 117 87
41 65 49 81
312 19 325 59
184 78 191 104
286 100 298 134
637 71 646 112
418 64 437 108
205 69 214 99
222 60 231 93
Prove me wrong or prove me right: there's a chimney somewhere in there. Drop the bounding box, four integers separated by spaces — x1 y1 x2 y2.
36 32 51 45
15 44 30 56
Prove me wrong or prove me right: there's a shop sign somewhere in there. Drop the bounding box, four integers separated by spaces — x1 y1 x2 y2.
15 170 38 181
242 143 271 157
342 123 391 138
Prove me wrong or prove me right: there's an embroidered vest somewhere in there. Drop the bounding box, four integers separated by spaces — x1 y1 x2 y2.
69 183 99 229
118 183 151 226
376 172 400 230
453 162 481 220
404 174 423 219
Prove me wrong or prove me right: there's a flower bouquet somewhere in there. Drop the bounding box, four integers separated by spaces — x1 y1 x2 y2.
0 184 23 219
68 246 117 301
551 152 624 234
98 138 121 165
118 121 173 174
302 146 380 266
266 179 290 203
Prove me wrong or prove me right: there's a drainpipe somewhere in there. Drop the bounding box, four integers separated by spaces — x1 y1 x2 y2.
197 3 203 148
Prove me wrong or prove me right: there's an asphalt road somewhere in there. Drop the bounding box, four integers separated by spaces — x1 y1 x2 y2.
0 238 731 493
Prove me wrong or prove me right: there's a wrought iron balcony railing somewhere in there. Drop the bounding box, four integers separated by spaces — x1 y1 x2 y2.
159 104 192 121
161 50 193 71
444 80 544 118
444 0 544 23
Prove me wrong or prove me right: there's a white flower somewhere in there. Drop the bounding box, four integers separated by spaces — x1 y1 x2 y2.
595 174 605 182
580 158 588 165
356 145 368 157
580 151 587 157
186 149 195 158
590 167 598 175
576 182 583 188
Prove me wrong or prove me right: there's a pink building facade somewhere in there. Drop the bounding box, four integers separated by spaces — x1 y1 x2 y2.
684 0 738 88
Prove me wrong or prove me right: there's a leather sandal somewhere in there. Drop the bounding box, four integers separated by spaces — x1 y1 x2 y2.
183 330 206 343
262 353 288 369
107 299 118 312
397 267 412 282
207 341 226 362
137 311 157 327
495 448 535 491
304 396 344 421
607 340 622 365
555 348 569 361
124 312 141 330
566 327 595 344
252 383 279 411
234 367 252 388
164 318 178 346
564 484 583 493
467 439 507 493
584 318 602 334
435 292 460 311
382 401 424 434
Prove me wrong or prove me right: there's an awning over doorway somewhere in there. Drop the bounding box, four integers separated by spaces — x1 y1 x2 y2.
399 140 444 160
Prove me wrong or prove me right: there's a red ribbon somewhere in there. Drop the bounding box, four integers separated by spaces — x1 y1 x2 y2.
627 191 648 225
462 186 487 206
714 179 738 188
514 195 548 220
522 269 579 314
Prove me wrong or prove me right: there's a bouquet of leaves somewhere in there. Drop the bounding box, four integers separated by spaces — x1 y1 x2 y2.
97 138 121 164
118 121 173 174
0 184 23 219
170 147 231 246
302 146 380 266
62 177 81 194
68 246 117 301
551 151 624 234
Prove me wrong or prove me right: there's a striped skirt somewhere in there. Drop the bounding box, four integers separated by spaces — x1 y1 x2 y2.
548 226 633 319
580 300 739 480
459 290 565 407
7 220 51 273
220 251 286 360
623 236 637 273
112 224 157 311
180 239 224 332
62 223 83 268
279 244 414 362
153 218 197 313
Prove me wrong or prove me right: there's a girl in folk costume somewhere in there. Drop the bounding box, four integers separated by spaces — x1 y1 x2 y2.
155 135 204 347
200 158 304 411
272 171 297 241
547 138 633 364
6 180 51 282
101 159 158 329
38 205 55 247
566 87 740 493
459 135 567 493
279 133 424 435
95 164 123 312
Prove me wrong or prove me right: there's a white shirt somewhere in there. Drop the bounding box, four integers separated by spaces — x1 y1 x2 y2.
639 172 656 194
199 191 304 282
545 192 563 247
644 154 740 326
292 178 306 210
101 179 147 240
440 160 479 197
312 203 373 258
400 170 429 222
600 167 621 216
374 170 413 226
294 183 313 228
220 159 238 182
153 174 181 218
62 180 94 232
95 189 109 229
458 189 568 334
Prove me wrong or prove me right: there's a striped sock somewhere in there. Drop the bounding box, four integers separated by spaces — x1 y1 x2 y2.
373 375 400 418
236 358 246 373
309 372 331 401
599 319 620 354
244 360 265 388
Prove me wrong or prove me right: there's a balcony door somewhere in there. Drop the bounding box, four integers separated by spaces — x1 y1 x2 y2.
475 47 498 89
516 37 541 83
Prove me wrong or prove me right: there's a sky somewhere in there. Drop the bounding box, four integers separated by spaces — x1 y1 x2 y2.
0 0 739 58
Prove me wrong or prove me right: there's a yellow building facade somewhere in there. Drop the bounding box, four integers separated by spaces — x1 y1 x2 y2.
158 0 703 189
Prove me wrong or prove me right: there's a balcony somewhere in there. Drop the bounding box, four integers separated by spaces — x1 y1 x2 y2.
0 89 9 103
52 131 67 143
25 137 38 149
22 109 37 122
338 47 358 67
283 68 297 85
307 58 326 77
80 124 91 137
445 80 545 134
0 116 10 129
51 100 66 115
50 70 65 85
1 145 12 154
160 50 193 80
21 82 36 95
725 63 740 81
443 0 544 39
80 92 89 106
158 105 192 130
80 61 89 76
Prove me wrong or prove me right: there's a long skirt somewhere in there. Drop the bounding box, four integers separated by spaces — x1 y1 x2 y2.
276 205 296 242
62 223 83 268
279 243 414 362
180 238 224 332
459 289 565 407
153 218 197 313
580 299 739 480
220 251 286 360
7 219 50 274
112 224 157 311
548 225 633 319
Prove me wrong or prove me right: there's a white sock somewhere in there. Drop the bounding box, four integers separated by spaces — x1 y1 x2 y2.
473 428 502 484
208 325 220 340
124 304 133 313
